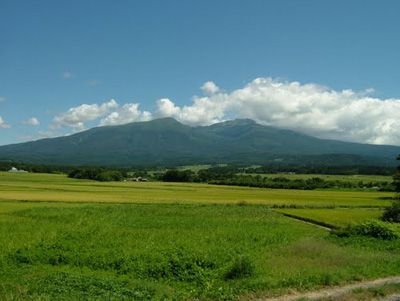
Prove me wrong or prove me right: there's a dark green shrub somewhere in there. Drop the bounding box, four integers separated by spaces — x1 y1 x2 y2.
95 170 125 181
335 220 399 240
224 256 254 280
381 155 400 222
382 201 400 223
394 154 400 193
161 170 194 182
68 168 126 181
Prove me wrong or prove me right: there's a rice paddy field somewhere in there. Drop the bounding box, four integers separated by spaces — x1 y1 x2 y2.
0 173 393 207
0 172 399 300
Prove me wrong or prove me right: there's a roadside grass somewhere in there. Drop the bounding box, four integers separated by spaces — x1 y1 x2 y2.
0 172 392 207
1 202 400 300
319 283 400 300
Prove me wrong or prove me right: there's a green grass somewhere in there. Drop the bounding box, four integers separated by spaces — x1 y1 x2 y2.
0 172 399 300
1 202 400 300
275 208 383 228
319 283 400 300
0 172 392 208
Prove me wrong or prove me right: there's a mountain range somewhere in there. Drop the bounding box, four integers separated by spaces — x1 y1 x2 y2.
0 118 399 167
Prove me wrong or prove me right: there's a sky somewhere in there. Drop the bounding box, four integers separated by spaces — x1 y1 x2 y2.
1 0 400 146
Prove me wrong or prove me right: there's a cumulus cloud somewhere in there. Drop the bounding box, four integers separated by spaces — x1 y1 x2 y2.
53 99 118 130
100 103 152 126
156 96 227 125
201 81 220 94
23 117 40 126
48 78 400 145
154 78 400 145
0 116 10 128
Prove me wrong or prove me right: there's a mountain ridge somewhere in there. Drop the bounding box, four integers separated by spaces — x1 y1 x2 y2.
0 118 398 167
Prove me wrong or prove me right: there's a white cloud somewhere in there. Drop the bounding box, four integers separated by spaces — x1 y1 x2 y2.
0 116 10 128
201 81 220 94
156 96 227 125
100 103 152 126
156 98 181 117
53 99 118 130
154 78 400 145
23 117 40 126
62 72 73 80
47 78 400 145
0 96 6 102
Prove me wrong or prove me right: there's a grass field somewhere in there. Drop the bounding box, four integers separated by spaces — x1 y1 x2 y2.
0 172 393 208
274 208 383 228
0 172 399 300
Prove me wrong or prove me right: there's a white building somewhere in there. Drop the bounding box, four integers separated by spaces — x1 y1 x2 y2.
8 167 28 173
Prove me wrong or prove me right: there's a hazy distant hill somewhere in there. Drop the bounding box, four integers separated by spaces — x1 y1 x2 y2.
0 118 398 166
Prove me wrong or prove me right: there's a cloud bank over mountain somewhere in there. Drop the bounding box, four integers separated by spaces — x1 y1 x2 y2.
52 78 400 145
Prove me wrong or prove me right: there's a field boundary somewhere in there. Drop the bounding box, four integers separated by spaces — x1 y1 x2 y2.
260 276 400 301
276 211 337 230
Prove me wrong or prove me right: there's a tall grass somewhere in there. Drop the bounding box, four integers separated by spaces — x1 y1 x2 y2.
1 202 400 300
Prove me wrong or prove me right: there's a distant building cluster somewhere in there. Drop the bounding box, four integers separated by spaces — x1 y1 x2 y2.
126 177 148 182
8 167 28 173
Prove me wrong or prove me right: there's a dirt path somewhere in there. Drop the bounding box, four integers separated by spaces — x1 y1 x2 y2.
382 294 400 301
260 276 400 301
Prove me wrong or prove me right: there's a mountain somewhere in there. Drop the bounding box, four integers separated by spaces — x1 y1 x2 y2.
0 118 399 166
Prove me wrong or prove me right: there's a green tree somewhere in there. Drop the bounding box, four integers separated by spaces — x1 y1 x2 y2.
382 155 400 222
394 155 400 194
161 169 194 182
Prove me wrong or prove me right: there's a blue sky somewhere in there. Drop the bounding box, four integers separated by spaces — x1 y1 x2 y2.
1 0 400 145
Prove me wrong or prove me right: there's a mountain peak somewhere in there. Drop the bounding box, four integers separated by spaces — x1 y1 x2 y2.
150 117 181 124
213 119 258 127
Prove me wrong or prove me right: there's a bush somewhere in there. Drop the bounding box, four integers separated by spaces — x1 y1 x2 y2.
335 220 399 240
382 201 400 223
381 155 400 222
68 168 126 182
395 154 400 193
224 256 254 280
161 170 194 182
95 171 125 182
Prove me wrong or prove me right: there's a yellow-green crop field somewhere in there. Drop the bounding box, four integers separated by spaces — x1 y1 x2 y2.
274 208 383 228
0 172 393 207
0 172 399 300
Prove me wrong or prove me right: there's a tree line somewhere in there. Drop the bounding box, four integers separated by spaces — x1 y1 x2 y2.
158 168 395 191
67 168 127 182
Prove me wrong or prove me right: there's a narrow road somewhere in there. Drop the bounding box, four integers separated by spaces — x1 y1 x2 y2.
382 294 400 301
260 276 400 301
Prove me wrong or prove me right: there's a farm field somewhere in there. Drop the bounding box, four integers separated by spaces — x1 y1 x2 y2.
274 208 383 228
0 172 399 300
0 172 392 208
